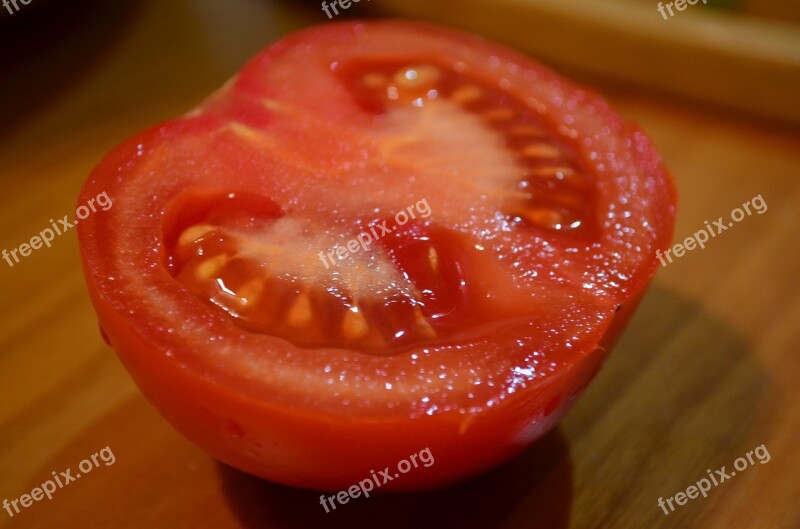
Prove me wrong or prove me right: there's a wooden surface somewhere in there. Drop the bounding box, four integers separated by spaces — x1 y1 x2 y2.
382 0 800 125
1 1 798 528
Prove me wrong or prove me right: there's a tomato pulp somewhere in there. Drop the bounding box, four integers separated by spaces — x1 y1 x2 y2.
77 20 676 490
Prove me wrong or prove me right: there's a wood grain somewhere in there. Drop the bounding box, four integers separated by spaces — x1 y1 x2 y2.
1 1 798 528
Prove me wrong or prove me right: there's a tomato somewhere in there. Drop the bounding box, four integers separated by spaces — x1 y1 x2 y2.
77 20 676 491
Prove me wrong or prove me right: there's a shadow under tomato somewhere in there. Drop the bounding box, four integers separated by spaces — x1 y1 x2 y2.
218 428 573 529
557 282 768 527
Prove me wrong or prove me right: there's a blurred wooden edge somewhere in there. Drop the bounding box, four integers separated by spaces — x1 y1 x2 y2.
378 0 800 126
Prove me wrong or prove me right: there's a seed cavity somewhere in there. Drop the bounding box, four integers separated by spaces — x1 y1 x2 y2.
171 214 448 352
342 61 593 235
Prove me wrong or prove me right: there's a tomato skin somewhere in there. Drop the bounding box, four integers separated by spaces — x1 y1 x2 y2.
77 20 676 490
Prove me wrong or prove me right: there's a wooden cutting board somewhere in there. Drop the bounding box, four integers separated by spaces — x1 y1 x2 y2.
378 0 800 125
1 1 798 528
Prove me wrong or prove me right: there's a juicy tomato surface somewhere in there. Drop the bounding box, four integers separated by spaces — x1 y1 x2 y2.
77 20 676 491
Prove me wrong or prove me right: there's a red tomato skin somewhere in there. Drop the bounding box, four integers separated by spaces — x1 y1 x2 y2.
77 20 676 491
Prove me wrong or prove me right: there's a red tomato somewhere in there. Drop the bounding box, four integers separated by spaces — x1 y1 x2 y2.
77 20 676 491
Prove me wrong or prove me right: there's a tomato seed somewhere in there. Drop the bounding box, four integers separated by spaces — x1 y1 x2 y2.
428 247 439 272
342 307 370 340
394 65 441 90
522 143 562 159
362 73 388 88
287 293 312 327
179 224 216 247
195 255 228 281
235 278 263 307
412 307 437 339
510 125 547 137
518 208 563 229
450 84 483 104
482 107 516 122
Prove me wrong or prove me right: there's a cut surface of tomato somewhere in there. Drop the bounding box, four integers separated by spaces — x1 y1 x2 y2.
78 20 676 490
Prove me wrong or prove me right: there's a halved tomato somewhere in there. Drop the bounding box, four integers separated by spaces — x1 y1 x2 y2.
77 20 676 491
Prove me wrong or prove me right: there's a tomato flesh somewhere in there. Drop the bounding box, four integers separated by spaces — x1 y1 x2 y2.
164 60 601 354
77 20 676 491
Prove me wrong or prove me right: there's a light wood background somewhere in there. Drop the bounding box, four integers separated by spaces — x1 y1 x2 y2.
383 0 800 125
0 1 798 528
